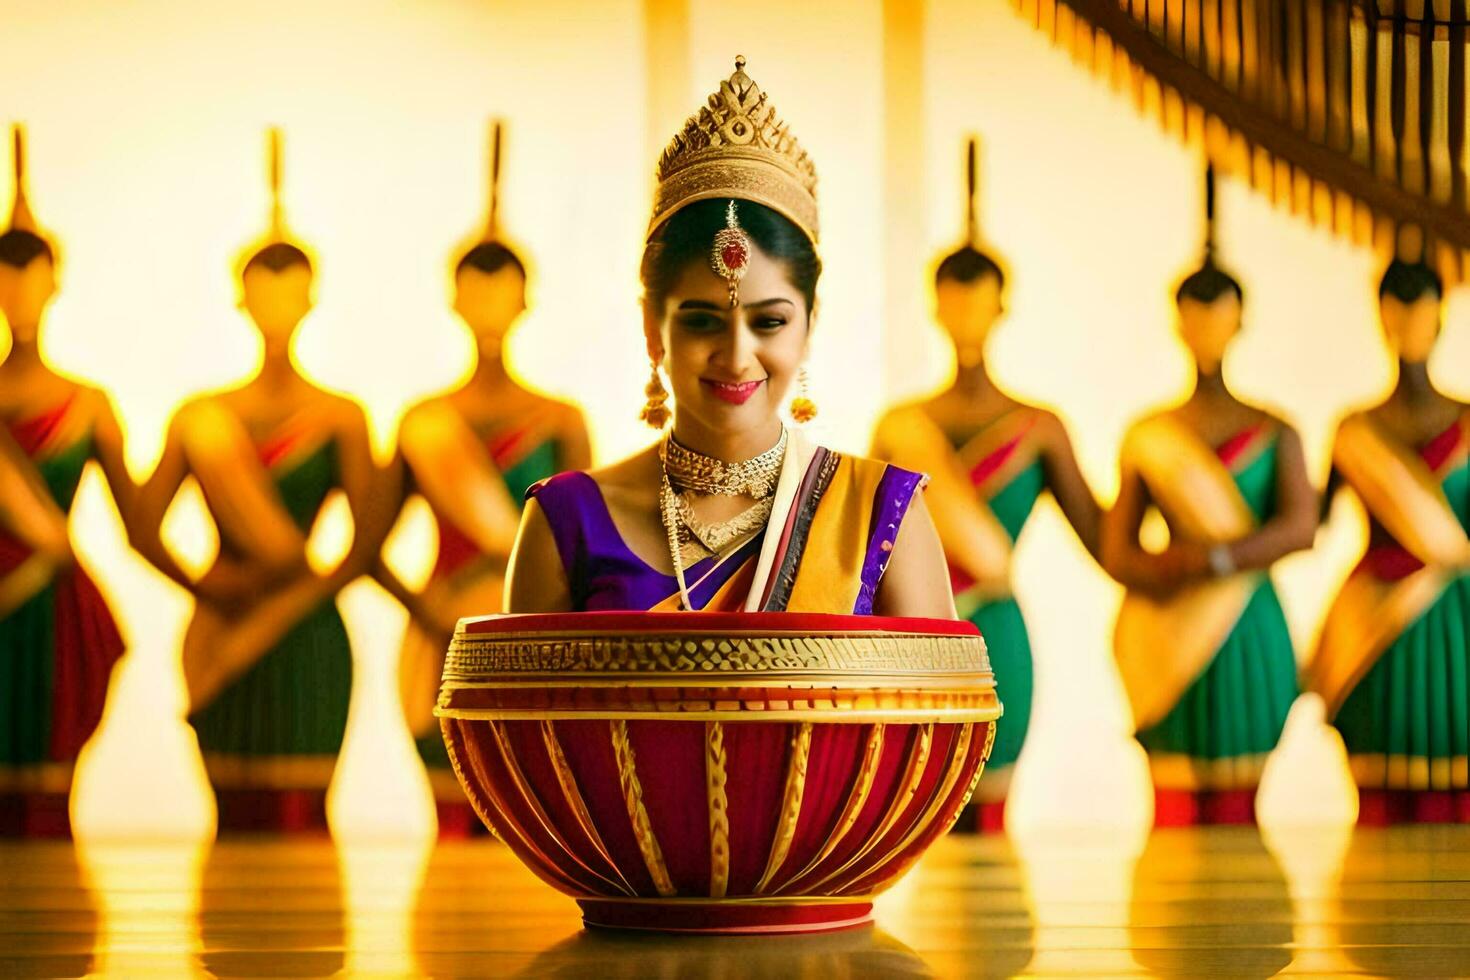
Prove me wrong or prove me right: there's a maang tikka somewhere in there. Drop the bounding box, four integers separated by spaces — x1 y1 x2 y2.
710 200 751 308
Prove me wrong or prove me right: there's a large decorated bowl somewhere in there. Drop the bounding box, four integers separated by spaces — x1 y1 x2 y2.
436 611 1000 934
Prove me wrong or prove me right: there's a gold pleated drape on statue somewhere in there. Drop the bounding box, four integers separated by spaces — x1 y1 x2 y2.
1015 0 1470 279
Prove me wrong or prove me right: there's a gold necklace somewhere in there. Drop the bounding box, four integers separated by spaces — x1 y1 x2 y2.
673 493 774 557
663 431 785 497
657 429 787 609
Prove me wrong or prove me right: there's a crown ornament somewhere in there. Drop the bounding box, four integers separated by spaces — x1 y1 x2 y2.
8 125 37 233
482 119 504 242
650 56 819 244
265 127 289 244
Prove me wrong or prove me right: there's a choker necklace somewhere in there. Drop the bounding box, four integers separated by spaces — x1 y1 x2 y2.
662 432 785 497
658 429 787 609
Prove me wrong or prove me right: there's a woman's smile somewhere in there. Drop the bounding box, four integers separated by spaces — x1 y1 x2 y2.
700 377 766 405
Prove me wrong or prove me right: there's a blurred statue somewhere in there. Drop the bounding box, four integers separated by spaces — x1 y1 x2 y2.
1102 167 1317 826
129 130 388 834
374 121 589 836
0 125 133 837
871 138 1102 831
1309 258 1470 824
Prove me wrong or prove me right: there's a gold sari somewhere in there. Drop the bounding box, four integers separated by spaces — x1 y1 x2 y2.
1309 413 1470 721
175 400 335 710
1113 416 1264 731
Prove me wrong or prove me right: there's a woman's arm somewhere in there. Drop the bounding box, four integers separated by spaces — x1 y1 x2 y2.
1100 466 1207 595
872 410 1010 592
0 431 72 617
127 417 197 591
366 451 461 633
1220 426 1318 571
398 404 522 563
874 492 959 619
1037 411 1103 563
367 451 422 605
504 498 573 613
320 401 390 592
87 388 137 526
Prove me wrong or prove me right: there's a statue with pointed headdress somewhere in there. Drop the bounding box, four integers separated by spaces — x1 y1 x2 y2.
870 137 1103 831
128 129 387 834
0 125 136 837
371 121 589 836
1101 166 1318 826
1307 256 1470 825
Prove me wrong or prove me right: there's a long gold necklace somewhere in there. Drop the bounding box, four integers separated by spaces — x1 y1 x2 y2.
658 429 786 609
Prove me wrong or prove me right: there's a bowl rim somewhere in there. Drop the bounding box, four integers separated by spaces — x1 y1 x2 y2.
456 611 982 638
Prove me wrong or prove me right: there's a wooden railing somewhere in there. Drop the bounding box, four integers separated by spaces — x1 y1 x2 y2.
1014 0 1470 278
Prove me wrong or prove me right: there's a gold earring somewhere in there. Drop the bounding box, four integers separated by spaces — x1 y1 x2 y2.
789 365 817 424
640 361 671 428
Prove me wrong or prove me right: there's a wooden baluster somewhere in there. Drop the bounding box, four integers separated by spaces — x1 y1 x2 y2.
1451 0 1467 212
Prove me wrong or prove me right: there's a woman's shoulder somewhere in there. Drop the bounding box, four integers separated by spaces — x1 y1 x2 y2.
527 445 658 507
524 468 594 505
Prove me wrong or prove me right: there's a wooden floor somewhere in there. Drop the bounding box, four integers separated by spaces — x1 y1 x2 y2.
1 825 1467 977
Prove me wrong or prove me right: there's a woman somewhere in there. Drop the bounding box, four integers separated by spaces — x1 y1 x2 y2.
130 133 386 833
0 127 133 837
506 57 954 622
1102 180 1316 825
378 124 590 834
1309 259 1470 824
872 140 1101 829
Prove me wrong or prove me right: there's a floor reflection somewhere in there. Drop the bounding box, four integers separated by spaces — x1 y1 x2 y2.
1127 827 1293 977
1020 829 1144 978
877 834 1035 977
10 824 1470 975
410 838 582 975
0 841 97 978
1261 822 1355 975
197 839 345 978
519 925 931 978
79 839 206 977
1334 825 1470 977
339 838 433 976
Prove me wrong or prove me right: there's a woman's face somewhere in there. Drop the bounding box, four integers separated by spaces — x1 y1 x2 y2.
646 241 810 444
454 265 526 353
935 273 1002 367
1176 293 1241 375
1379 293 1441 363
0 256 57 345
241 264 313 353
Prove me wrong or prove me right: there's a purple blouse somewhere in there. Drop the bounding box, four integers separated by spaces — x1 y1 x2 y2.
527 463 923 614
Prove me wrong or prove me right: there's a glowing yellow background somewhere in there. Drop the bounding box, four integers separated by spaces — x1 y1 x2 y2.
2 0 1466 839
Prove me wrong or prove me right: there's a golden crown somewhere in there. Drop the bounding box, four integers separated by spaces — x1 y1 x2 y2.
650 56 819 244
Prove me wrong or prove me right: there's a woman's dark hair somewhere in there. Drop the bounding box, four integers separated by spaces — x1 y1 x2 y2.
1378 259 1442 303
641 199 820 311
456 241 526 279
243 242 312 276
1175 257 1242 305
934 245 1005 290
0 229 54 269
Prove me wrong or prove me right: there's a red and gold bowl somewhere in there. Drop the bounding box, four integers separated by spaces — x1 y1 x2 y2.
436 611 1000 934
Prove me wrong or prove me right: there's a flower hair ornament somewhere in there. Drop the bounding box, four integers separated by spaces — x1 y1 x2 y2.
710 200 751 308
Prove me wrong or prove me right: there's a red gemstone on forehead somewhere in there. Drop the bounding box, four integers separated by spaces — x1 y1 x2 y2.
722 241 748 270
